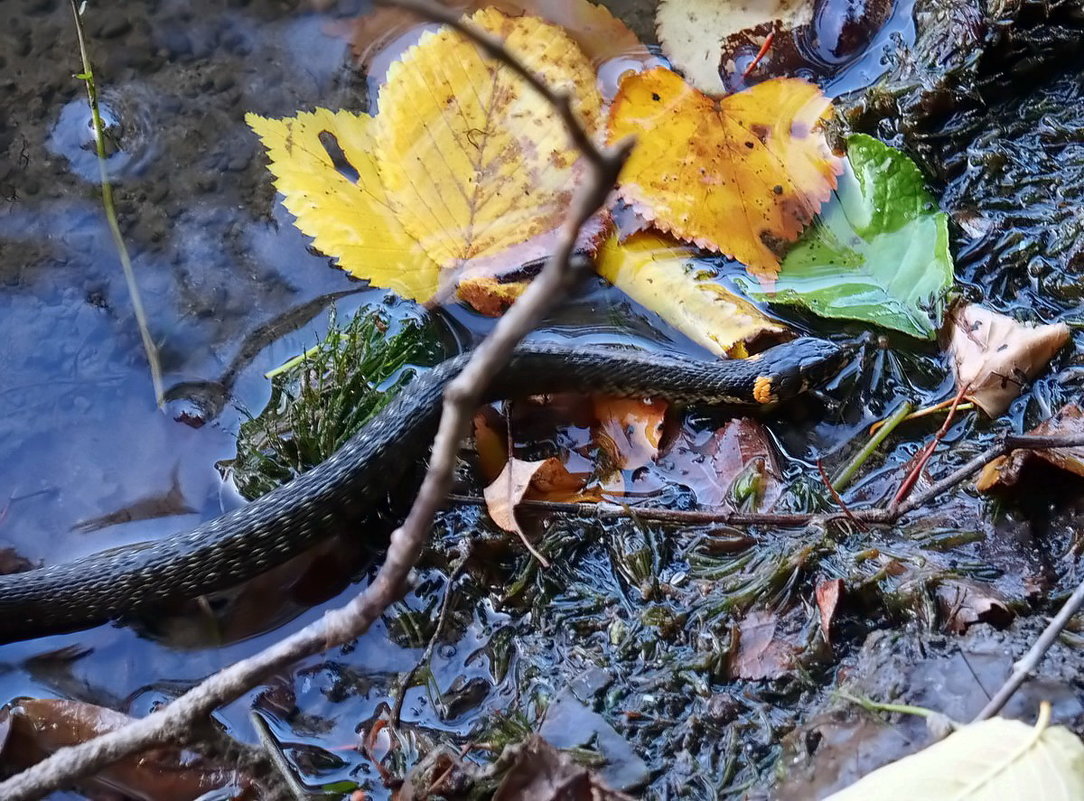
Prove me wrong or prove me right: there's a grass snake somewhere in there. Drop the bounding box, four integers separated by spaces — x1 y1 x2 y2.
0 338 853 643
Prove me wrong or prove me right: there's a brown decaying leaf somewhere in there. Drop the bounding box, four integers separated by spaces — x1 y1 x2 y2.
0 699 245 801
593 397 668 471
492 735 634 801
815 578 844 645
727 608 802 680
340 0 656 90
935 579 1012 635
483 457 587 536
658 418 783 509
607 69 840 280
977 403 1084 492
948 303 1070 417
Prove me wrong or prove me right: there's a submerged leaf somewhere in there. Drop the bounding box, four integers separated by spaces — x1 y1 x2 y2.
593 396 668 471
948 303 1069 417
246 108 439 302
377 8 604 290
824 707 1084 800
655 0 813 95
596 232 787 357
608 70 839 280
0 699 244 801
978 403 1084 492
742 134 953 338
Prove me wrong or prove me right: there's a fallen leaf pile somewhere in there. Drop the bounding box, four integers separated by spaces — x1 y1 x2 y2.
249 8 603 311
475 402 786 544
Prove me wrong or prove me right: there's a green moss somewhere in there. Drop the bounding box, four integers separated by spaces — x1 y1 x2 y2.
229 305 442 500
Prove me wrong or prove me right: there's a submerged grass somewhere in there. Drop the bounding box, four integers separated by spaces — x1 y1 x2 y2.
230 305 440 500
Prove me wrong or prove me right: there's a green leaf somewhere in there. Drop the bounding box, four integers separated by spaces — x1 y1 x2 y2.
823 708 1084 800
738 133 953 339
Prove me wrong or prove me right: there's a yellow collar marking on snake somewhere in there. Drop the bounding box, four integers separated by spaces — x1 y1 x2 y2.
753 375 777 404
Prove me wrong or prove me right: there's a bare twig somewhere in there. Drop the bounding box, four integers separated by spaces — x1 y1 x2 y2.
0 4 629 798
249 712 309 801
974 575 1084 722
453 429 1084 529
391 547 472 728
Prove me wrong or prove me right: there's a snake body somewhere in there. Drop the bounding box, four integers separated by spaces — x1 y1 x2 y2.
0 338 850 643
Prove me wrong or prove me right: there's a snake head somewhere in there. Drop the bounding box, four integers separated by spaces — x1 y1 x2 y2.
757 336 858 402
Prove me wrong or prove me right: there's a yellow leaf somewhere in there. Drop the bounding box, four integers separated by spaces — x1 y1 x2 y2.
596 232 787 357
376 8 604 287
607 69 839 280
245 109 439 302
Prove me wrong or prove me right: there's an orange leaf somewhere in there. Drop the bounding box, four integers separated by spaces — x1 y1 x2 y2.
593 396 668 470
607 68 840 280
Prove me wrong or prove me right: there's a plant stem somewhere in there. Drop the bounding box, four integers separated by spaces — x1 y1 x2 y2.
831 401 914 492
70 0 165 406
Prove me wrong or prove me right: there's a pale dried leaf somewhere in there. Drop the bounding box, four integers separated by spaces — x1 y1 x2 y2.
824 710 1084 801
656 0 813 95
949 304 1069 417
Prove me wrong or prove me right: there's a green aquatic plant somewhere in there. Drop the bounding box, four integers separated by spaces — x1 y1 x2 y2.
229 306 441 500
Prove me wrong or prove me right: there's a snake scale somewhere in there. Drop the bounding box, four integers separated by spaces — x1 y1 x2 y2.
0 338 851 643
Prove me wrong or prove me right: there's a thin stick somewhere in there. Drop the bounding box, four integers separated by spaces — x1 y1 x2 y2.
831 401 913 492
974 575 1084 721
249 712 309 801
892 383 970 507
818 460 867 531
0 3 628 797
391 550 471 728
70 0 165 406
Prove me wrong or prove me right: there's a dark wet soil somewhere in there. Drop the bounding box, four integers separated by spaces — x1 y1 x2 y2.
3 0 1084 799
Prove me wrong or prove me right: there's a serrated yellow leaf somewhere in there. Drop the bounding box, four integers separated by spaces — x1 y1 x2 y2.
596 232 786 357
246 108 439 302
607 69 839 281
376 8 604 286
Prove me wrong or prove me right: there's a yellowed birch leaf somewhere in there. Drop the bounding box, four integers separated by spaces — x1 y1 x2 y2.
376 8 604 290
596 232 787 357
246 108 439 302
